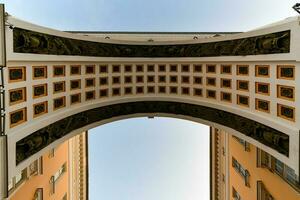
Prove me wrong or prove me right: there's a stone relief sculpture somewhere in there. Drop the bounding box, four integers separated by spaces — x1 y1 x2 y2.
13 28 290 57
16 101 289 164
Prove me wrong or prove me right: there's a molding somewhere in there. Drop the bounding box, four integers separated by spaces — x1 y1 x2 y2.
16 101 289 165
13 28 290 58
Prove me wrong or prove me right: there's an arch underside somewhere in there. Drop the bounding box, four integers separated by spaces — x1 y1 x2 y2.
16 101 289 165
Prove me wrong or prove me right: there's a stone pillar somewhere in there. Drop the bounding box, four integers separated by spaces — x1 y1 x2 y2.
0 135 7 199
0 4 7 199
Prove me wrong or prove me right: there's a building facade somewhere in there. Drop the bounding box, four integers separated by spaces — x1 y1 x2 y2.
211 128 300 200
6 132 88 200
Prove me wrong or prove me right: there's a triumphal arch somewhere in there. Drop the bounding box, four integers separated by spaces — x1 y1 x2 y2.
0 4 300 198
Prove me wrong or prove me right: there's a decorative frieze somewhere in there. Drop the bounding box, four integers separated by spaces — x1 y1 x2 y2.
13 28 290 57
15 101 290 164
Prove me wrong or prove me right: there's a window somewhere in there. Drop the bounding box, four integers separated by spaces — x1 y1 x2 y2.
49 148 55 158
232 136 250 151
27 158 43 176
257 148 300 191
232 157 250 187
50 163 67 195
34 188 43 200
8 169 27 194
257 181 274 200
232 187 242 200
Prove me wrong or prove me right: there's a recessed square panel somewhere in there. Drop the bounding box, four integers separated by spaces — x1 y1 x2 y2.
206 77 216 86
221 65 232 74
237 94 249 107
181 64 189 72
193 88 202 96
147 86 155 93
255 98 270 113
255 65 269 77
181 87 189 95
100 77 108 85
53 81 65 94
237 80 249 91
53 65 65 77
32 66 47 79
10 107 27 128
180 76 189 84
277 85 294 101
221 92 232 102
53 96 66 110
70 79 81 90
33 101 48 118
85 65 95 74
100 89 108 97
159 65 166 72
193 64 202 73
9 87 26 105
125 76 132 84
70 93 81 105
158 76 166 83
8 67 26 82
206 90 216 99
99 65 108 73
170 76 177 83
125 65 132 72
255 82 270 95
147 64 155 72
206 64 216 73
136 86 144 94
136 76 144 83
70 65 81 75
236 65 249 76
85 78 95 87
193 77 202 85
170 87 177 94
33 84 47 98
277 65 295 80
112 76 120 84
112 65 120 73
125 87 133 95
85 90 95 100
147 76 155 83
277 104 295 121
159 86 166 93
221 78 231 88
112 88 120 96
170 65 177 72
136 65 144 72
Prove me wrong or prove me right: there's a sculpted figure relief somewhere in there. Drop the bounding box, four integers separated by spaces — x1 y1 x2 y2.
13 28 290 57
16 101 289 165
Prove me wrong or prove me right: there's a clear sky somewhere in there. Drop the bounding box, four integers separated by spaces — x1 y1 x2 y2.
1 0 298 199
88 118 210 200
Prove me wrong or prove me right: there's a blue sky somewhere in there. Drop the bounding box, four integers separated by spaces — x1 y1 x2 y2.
1 0 298 199
89 118 210 200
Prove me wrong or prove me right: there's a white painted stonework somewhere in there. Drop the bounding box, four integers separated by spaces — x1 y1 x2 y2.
2 11 300 184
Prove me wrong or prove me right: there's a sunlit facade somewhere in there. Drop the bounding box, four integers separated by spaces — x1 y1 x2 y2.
6 132 88 200
211 128 300 200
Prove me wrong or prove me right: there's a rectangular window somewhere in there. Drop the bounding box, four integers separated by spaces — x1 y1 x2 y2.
257 181 274 200
50 163 67 195
34 188 43 200
257 148 300 191
232 187 242 200
232 157 250 187
232 136 250 151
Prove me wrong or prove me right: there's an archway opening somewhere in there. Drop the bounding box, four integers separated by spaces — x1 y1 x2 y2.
88 117 210 200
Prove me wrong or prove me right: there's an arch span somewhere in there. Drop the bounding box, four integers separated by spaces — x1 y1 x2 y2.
1 8 300 184
15 100 289 165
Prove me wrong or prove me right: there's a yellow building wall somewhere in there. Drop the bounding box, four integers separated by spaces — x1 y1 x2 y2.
9 141 69 200
229 135 299 200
